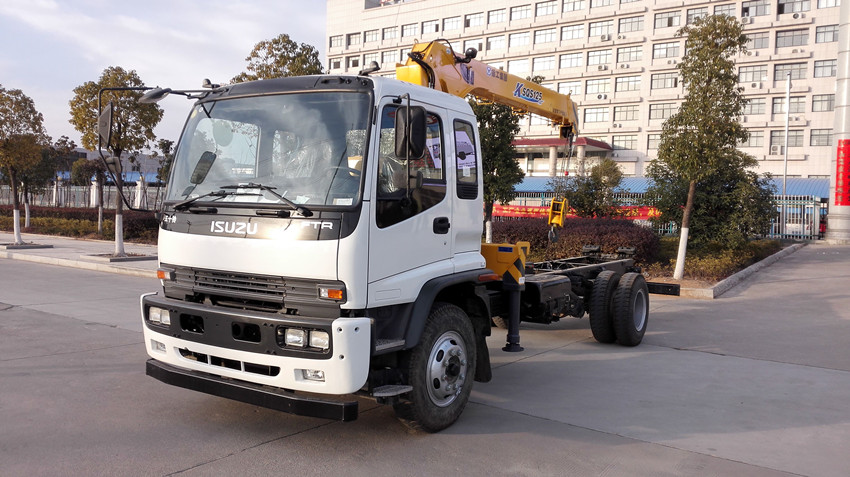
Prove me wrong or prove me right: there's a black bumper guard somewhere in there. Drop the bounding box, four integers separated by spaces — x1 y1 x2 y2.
146 359 359 421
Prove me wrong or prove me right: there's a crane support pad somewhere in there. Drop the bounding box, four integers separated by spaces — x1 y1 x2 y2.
647 282 681 296
146 359 359 421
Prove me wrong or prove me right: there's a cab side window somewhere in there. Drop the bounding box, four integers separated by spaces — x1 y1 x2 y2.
454 120 478 200
376 105 446 228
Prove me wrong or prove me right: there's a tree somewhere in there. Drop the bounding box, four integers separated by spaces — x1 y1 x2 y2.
645 15 753 280
0 85 50 244
563 157 623 218
231 34 324 83
154 138 175 183
69 66 163 255
469 99 524 242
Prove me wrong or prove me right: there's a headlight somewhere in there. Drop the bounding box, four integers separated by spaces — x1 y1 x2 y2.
284 329 306 347
148 307 171 325
309 330 330 350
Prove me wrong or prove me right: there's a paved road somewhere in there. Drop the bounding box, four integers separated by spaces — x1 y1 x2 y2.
1 240 849 476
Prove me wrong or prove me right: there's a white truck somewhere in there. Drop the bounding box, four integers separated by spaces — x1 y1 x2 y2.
119 41 672 432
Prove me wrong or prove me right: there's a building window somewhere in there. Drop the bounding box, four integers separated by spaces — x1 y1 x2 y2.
560 52 583 68
465 12 484 28
591 0 614 6
535 28 558 44
589 20 613 36
586 78 611 94
563 0 586 12
422 20 439 34
814 59 837 77
487 35 505 50
647 134 661 149
776 29 809 47
533 56 556 72
346 56 360 69
772 96 805 114
382 51 397 66
464 39 483 53
740 131 764 147
743 98 766 114
562 24 584 40
488 9 506 23
612 135 637 150
382 26 398 40
811 129 833 146
818 0 839 6
651 72 679 89
816 25 839 43
347 33 361 47
653 42 680 59
687 7 708 24
402 23 417 37
654 11 681 29
559 80 582 95
584 107 610 123
615 75 641 92
329 58 342 70
330 35 344 49
614 105 640 121
748 32 770 49
400 48 411 61
739 65 768 83
770 130 804 147
364 29 379 43
508 59 530 75
587 49 612 65
443 17 461 31
715 3 736 16
510 5 532 20
536 0 558 16
619 16 644 33
649 103 678 120
509 32 530 48
777 0 810 14
617 46 643 63
812 94 835 112
742 0 771 16
775 63 807 80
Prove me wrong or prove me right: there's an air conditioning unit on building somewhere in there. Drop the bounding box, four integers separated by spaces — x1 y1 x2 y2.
597 64 608 70
792 12 803 19
751 82 763 89
619 63 630 69
770 145 783 155
597 94 608 100
617 34 625 39
600 34 611 41
741 17 751 24
742 116 748 122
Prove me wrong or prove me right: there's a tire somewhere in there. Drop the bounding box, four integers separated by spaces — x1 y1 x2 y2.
394 302 477 432
491 316 508 329
612 272 649 347
588 270 621 343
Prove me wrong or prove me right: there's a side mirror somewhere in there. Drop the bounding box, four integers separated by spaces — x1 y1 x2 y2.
394 106 427 159
190 151 217 184
98 101 113 150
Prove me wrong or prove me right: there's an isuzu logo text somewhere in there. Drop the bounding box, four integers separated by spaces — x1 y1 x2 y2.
210 221 258 235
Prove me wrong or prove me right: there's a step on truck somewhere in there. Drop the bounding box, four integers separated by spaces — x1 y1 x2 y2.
107 40 677 432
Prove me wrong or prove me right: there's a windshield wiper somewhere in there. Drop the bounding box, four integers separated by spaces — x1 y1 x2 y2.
172 189 257 211
220 183 313 217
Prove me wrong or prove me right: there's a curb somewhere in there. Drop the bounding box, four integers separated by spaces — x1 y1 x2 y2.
0 250 158 279
679 243 807 299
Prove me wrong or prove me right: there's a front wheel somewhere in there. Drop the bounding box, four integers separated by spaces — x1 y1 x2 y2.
394 302 477 432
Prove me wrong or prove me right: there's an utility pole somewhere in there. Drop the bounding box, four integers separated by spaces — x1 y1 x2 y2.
827 0 850 243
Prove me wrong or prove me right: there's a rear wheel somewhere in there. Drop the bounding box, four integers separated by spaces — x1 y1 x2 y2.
394 302 477 432
588 270 621 343
612 272 649 347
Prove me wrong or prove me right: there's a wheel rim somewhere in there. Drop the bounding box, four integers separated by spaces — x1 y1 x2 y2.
426 330 468 407
632 289 647 331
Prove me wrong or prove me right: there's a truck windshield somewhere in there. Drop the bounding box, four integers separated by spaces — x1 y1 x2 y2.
165 92 371 209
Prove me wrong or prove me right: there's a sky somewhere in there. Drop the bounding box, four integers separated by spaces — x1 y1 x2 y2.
0 0 327 151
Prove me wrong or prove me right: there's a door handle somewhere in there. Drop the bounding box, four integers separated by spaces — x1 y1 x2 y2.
433 216 450 234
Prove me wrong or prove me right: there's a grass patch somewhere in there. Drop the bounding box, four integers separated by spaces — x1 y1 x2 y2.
644 237 784 282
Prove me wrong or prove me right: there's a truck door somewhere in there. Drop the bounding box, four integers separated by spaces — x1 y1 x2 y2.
367 100 453 300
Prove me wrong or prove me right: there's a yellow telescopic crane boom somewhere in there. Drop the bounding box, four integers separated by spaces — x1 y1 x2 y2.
395 40 580 139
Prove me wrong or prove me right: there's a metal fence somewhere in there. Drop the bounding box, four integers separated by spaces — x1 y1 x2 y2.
0 184 166 210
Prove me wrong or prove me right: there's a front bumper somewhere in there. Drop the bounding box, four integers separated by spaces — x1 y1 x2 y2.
141 293 372 396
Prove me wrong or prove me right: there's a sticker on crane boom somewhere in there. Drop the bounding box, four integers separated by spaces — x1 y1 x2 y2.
513 83 544 105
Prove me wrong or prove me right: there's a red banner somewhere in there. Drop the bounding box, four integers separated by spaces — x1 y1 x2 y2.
492 204 660 221
836 139 850 206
